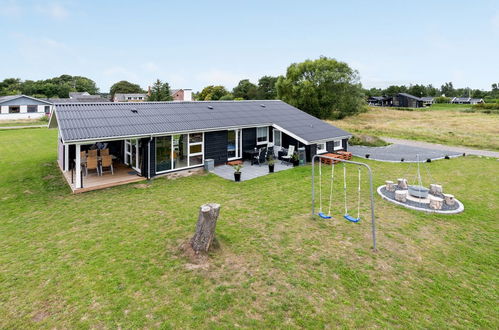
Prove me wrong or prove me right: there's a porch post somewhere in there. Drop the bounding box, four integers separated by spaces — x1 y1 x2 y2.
64 144 69 172
75 144 82 189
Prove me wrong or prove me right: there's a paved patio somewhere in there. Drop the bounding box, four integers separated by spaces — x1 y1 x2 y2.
211 160 293 181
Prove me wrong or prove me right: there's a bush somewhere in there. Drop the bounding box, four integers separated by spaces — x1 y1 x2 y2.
434 96 450 103
348 134 390 147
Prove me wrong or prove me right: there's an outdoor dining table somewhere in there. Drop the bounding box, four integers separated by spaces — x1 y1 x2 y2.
243 149 260 164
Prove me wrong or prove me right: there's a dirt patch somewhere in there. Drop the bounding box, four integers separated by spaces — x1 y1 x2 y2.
134 183 150 189
178 237 221 267
43 174 55 180
24 190 33 195
32 310 50 322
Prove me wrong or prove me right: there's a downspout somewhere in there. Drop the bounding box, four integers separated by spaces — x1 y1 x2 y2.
147 136 152 180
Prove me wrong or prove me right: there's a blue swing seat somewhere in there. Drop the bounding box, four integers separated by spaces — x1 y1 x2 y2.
344 214 360 223
318 212 332 219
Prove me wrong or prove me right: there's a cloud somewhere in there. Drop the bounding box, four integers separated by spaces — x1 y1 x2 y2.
36 3 69 19
492 12 499 31
0 0 22 16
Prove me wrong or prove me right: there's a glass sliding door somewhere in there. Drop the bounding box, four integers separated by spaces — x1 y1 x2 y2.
125 139 141 173
156 136 172 172
173 134 188 169
227 129 241 160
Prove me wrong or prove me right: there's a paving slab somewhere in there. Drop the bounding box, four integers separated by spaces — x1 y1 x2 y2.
211 160 293 181
349 144 463 162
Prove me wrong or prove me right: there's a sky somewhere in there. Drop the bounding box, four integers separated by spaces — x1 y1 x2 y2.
0 0 498 93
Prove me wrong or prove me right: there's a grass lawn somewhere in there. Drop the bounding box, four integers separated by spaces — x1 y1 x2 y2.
0 128 498 328
329 107 499 151
0 117 48 127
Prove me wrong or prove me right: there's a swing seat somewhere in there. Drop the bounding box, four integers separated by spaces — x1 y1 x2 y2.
344 214 360 223
318 212 332 219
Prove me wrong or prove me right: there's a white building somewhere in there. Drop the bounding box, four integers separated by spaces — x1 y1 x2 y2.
0 95 53 120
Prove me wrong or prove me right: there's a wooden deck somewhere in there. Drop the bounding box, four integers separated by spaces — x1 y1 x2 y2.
62 163 146 193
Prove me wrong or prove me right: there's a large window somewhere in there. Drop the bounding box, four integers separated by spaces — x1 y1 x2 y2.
273 129 282 147
256 127 268 145
27 105 37 113
317 142 327 154
44 106 51 114
9 106 20 114
156 133 203 173
333 140 342 150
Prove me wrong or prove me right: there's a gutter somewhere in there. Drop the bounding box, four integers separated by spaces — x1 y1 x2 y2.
147 136 152 180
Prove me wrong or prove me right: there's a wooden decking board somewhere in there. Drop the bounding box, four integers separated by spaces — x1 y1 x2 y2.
61 163 145 193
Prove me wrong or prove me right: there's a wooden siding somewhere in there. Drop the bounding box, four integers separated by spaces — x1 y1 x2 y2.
205 130 228 165
242 128 256 152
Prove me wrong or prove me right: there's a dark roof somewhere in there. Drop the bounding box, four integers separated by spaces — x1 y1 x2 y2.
51 100 351 144
48 96 111 104
397 93 423 101
0 94 52 105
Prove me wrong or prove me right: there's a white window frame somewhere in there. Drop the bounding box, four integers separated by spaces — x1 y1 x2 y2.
317 142 327 154
273 129 282 147
155 132 205 174
256 126 269 146
333 140 342 151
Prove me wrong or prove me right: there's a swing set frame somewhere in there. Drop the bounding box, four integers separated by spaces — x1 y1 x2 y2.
311 155 378 251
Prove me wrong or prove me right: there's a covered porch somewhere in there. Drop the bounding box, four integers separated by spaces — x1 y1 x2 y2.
58 138 148 193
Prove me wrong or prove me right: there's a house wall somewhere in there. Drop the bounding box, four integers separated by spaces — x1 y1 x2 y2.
0 96 52 120
205 131 228 165
242 127 257 151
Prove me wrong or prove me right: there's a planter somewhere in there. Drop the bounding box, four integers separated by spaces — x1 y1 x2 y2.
408 185 429 198
234 172 241 182
292 160 300 167
268 164 275 173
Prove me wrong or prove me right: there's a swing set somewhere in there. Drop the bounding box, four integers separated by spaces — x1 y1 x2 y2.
311 154 377 251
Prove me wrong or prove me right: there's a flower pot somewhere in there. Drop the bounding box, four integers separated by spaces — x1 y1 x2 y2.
292 160 299 167
234 172 241 182
268 164 275 173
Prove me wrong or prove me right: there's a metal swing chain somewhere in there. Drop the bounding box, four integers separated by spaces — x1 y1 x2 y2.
343 163 348 215
357 167 361 219
327 163 335 216
319 160 323 213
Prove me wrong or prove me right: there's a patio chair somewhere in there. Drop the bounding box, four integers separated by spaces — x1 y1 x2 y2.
100 155 114 175
281 145 295 165
87 149 98 157
100 149 109 156
253 147 267 166
85 156 100 176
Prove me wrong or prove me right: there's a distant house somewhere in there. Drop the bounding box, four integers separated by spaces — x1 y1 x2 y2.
421 97 434 106
49 93 110 104
367 96 392 107
113 93 148 102
0 95 53 120
451 97 484 105
170 89 193 101
392 93 424 108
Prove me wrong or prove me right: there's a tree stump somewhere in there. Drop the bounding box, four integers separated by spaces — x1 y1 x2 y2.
395 190 407 202
443 193 455 206
385 180 396 192
190 203 221 253
397 178 408 189
429 196 443 210
429 184 443 196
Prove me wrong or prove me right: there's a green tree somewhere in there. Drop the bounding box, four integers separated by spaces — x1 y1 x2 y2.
0 78 22 95
197 85 229 100
257 76 278 99
383 85 408 96
219 94 234 100
110 81 144 98
440 82 455 97
232 79 258 100
147 79 172 101
276 56 366 119
407 84 426 98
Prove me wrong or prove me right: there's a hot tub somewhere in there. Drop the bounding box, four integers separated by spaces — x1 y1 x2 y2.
408 185 429 198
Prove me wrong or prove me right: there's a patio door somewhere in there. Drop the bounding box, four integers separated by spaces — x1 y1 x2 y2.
273 129 282 147
124 139 141 173
227 129 241 160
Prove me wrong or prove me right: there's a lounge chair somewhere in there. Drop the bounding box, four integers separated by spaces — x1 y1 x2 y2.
281 145 295 165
